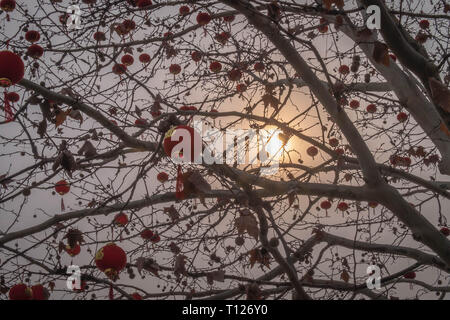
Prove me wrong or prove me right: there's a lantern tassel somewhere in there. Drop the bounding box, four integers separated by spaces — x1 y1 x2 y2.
175 165 184 200
4 92 13 122
61 198 65 211
109 284 114 300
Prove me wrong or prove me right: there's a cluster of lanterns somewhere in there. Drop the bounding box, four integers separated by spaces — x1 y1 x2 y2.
9 283 49 300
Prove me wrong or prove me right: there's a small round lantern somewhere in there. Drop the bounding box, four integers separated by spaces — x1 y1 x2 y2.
95 243 127 281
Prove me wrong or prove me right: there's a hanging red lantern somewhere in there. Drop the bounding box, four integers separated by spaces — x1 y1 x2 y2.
27 44 44 59
338 65 350 75
215 32 230 45
191 51 202 63
320 200 331 210
25 30 40 43
306 146 318 157
112 63 127 75
209 61 222 73
122 19 136 32
349 100 360 109
9 283 33 300
440 227 450 237
157 172 169 183
397 112 408 123
6 91 19 102
139 53 151 64
179 5 190 16
0 0 15 12
65 243 81 257
254 62 265 72
368 201 378 208
95 243 127 281
55 179 70 211
31 284 50 300
113 212 129 227
164 125 201 200
55 179 70 195
137 0 152 8
93 31 106 42
329 138 339 147
196 12 211 26
419 20 429 29
366 104 377 113
0 50 25 88
228 68 242 82
337 202 349 211
236 83 247 93
169 64 181 75
140 228 154 240
121 54 134 66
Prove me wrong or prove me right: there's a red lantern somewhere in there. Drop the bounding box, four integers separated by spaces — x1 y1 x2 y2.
169 64 181 75
137 0 152 8
0 0 15 12
306 146 318 157
139 53 151 64
123 19 136 32
349 100 360 109
440 227 450 237
112 63 127 75
397 112 408 122
329 138 339 147
6 91 19 102
31 284 50 300
337 202 349 211
338 65 350 75
95 243 127 281
236 83 247 93
368 201 378 208
27 44 44 59
0 51 25 88
228 68 242 82
157 172 169 183
366 104 377 113
55 180 70 195
209 61 222 73
93 31 106 42
9 284 33 300
164 125 201 199
196 12 211 26
179 5 190 16
114 213 129 227
55 179 70 211
215 32 230 45
65 243 81 257
121 54 134 66
254 62 265 72
419 20 429 29
140 228 154 240
191 51 202 63
320 200 331 210
25 30 40 43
